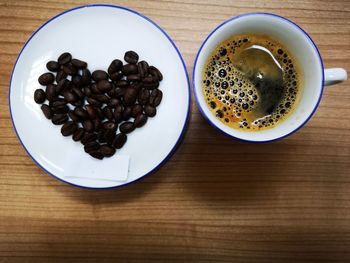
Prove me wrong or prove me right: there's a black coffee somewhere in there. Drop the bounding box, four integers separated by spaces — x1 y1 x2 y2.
202 34 303 131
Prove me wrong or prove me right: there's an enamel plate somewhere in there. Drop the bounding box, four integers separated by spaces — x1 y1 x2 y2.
9 4 190 189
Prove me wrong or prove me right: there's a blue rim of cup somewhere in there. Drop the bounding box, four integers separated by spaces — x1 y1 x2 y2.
192 12 325 143
8 4 191 190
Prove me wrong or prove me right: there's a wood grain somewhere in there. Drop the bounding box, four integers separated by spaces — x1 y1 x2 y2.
1 0 350 262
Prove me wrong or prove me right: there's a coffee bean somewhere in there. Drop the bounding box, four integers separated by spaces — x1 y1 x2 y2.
114 87 124 98
63 90 77 103
83 86 92 97
85 105 96 119
71 58 87 69
91 94 109 103
142 75 154 84
58 52 72 65
72 128 85 141
138 89 150 105
56 70 67 83
108 59 123 74
134 113 147 128
110 72 123 81
149 66 163 81
90 83 101 94
144 105 156 117
61 121 77 136
143 80 159 90
46 61 60 72
97 130 107 143
122 106 132 120
97 80 112 93
84 141 100 153
74 107 89 120
112 133 127 149
71 100 84 107
38 72 54 85
137 61 149 78
56 79 69 94
115 80 129 87
52 113 68 125
103 121 117 131
83 119 94 132
149 89 163 107
41 104 52 119
124 51 139 64
34 89 46 104
122 64 138 75
102 106 113 120
131 104 143 118
92 70 108 81
92 118 102 131
89 151 104 160
68 111 80 122
124 87 138 106
119 122 134 133
51 104 69 114
87 97 102 107
72 86 84 99
100 144 116 157
50 99 67 108
104 129 116 145
113 106 123 123
72 75 83 87
108 98 120 107
62 63 77 75
127 74 140 82
81 132 97 145
81 68 91 85
95 107 104 119
131 82 142 91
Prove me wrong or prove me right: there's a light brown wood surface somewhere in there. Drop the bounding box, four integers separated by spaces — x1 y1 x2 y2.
1 0 350 262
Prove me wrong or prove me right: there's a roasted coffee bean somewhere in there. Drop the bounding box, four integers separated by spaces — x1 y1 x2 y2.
143 80 159 90
122 64 138 75
61 121 77 136
108 98 120 107
102 106 113 120
97 80 112 93
50 99 67 107
131 104 143 118
87 97 102 107
112 133 127 149
45 84 56 101
90 83 101 94
83 119 94 132
100 144 116 157
97 130 107 143
72 86 84 99
81 68 91 85
84 141 100 153
124 87 138 106
92 70 108 81
63 90 77 103
34 89 46 104
74 107 89 120
130 82 142 91
89 151 104 160
134 113 147 128
138 89 150 105
104 129 116 145
108 59 123 74
71 100 84 107
144 105 156 117
72 75 83 87
56 70 67 82
95 107 104 119
137 61 149 78
52 113 68 125
62 63 77 75
41 104 52 119
58 52 72 65
92 118 102 131
72 128 85 141
46 61 60 72
56 79 69 94
142 75 154 84
149 66 163 81
114 87 124 97
119 122 134 133
52 104 69 114
113 106 123 123
150 89 163 107
81 132 97 145
103 121 117 131
115 80 129 87
109 72 123 81
71 58 87 69
68 111 80 122
38 72 54 85
127 74 140 82
83 86 92 97
91 94 109 103
124 51 139 64
85 105 96 119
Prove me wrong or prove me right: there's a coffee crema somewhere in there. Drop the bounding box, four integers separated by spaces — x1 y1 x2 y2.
202 34 303 131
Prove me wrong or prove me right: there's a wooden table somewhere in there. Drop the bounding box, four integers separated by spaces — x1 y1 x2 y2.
1 0 349 262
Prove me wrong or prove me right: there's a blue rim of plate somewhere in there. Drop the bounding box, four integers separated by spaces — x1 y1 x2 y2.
192 12 325 143
8 4 191 189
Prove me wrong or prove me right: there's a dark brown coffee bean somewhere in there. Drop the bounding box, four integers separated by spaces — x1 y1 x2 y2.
131 104 143 118
71 58 87 69
108 59 123 74
83 120 94 132
109 72 123 81
72 86 84 99
46 61 60 72
72 75 83 87
114 87 124 98
81 68 91 85
72 128 85 141
45 84 56 101
104 129 116 145
115 80 129 87
144 105 156 117
138 89 150 105
56 79 69 94
137 61 149 78
150 89 163 107
122 64 138 75
58 52 72 65
56 70 67 83
124 51 139 64
68 111 80 122
90 83 101 94
92 70 108 81
81 132 97 145
103 121 117 131
97 131 107 143
127 74 140 82
112 133 127 149
74 107 89 120
97 80 112 93
52 104 69 114
92 118 102 131
50 99 67 107
143 80 159 90
130 82 142 91
124 87 138 106
41 104 52 119
134 113 148 128
62 90 77 103
84 141 100 153
87 97 102 107
34 89 46 104
62 63 77 75
91 94 109 103
85 105 96 119
101 106 112 120
100 144 116 157
119 122 134 133
61 121 77 136
71 100 84 107
108 98 120 107
113 106 123 123
142 75 154 84
38 72 54 85
83 86 92 97
89 151 104 160
95 107 104 119
149 66 163 81
52 113 68 125
122 106 132 121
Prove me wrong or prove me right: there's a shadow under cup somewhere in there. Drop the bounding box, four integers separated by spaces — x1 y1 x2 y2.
193 13 324 142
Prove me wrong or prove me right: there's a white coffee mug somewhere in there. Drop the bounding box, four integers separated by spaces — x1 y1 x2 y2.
193 13 347 142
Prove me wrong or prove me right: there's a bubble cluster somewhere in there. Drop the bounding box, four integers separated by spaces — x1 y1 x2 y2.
202 34 302 131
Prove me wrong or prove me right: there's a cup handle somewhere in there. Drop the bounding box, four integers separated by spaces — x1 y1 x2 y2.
324 68 347 86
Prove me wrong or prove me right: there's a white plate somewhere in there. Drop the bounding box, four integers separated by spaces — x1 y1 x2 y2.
9 4 190 189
